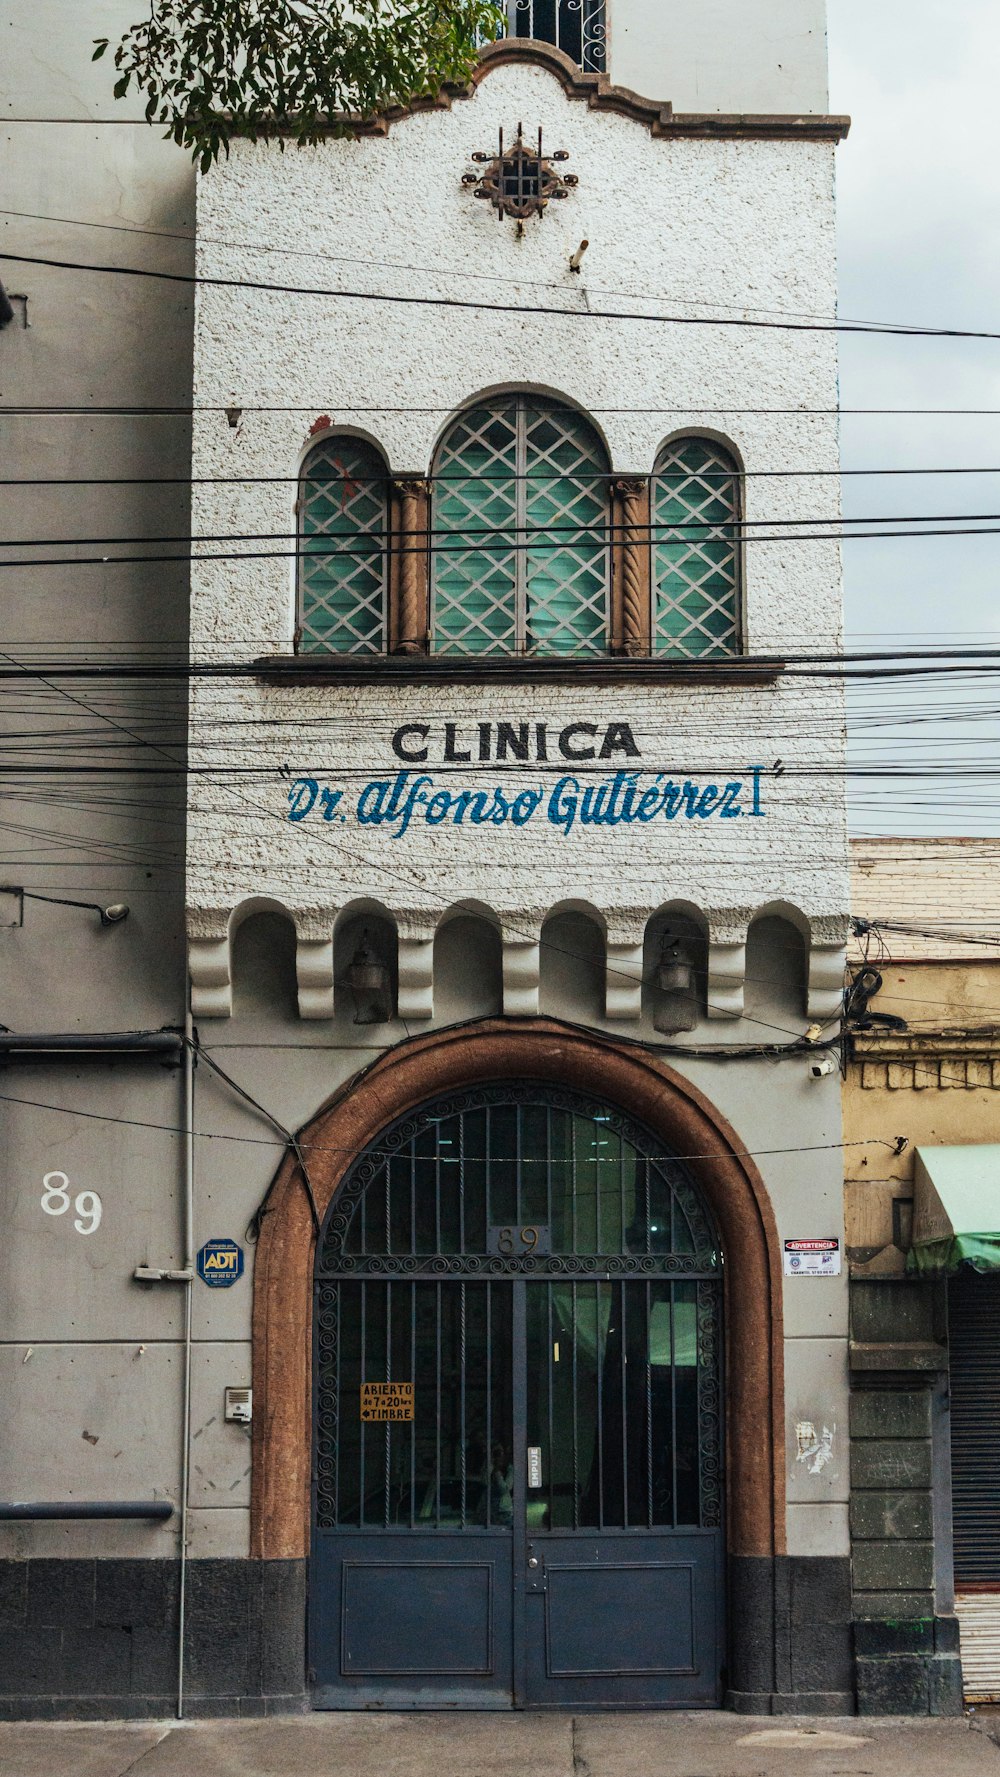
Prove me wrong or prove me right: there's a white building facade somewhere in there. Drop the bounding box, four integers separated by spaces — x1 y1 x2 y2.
184 8 852 1714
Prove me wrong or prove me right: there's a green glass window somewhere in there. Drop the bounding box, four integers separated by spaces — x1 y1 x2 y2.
652 437 741 659
299 437 387 653
432 397 610 657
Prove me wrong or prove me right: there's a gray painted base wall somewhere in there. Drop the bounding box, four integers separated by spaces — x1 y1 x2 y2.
0 1554 857 1718
0 1559 306 1720
726 1555 854 1714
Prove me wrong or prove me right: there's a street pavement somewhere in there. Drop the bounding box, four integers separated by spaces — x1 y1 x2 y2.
1 1712 1000 1777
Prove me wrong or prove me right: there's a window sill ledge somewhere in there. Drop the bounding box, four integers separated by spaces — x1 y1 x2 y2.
253 655 786 688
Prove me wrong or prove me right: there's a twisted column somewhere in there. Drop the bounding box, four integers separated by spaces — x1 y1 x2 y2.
392 478 430 654
615 477 648 655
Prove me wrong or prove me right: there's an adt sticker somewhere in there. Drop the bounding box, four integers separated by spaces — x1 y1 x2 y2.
197 1238 244 1287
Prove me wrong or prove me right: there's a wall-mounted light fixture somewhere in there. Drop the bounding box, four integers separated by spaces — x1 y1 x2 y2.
653 930 699 1035
0 887 130 929
347 929 391 1025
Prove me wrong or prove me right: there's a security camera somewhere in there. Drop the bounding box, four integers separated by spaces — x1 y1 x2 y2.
809 1056 837 1080
100 903 130 926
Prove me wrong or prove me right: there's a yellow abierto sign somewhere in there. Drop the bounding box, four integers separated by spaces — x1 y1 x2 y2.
360 1382 414 1422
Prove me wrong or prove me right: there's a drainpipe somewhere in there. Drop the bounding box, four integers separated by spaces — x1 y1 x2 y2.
0 1501 174 1520
0 1030 184 1059
176 1011 195 1719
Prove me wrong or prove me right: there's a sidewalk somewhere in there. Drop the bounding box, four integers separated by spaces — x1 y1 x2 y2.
1 1712 1000 1777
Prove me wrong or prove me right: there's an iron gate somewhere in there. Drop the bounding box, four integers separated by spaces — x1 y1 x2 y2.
311 1083 724 1708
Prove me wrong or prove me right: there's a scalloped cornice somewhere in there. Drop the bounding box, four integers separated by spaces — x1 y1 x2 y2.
348 39 850 143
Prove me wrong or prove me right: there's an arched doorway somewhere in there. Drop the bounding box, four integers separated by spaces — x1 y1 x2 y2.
250 1021 785 1711
311 1080 723 1708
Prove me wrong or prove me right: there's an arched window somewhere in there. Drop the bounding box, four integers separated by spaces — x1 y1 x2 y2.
651 437 741 658
298 436 388 653
432 396 610 657
490 0 607 71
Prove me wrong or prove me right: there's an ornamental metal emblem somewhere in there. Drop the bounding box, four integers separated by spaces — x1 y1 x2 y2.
463 124 577 229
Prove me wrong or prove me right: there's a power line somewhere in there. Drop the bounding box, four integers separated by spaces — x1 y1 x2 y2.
10 403 1000 418
0 204 884 326
12 524 1000 568
9 247 1000 341
0 1082 896 1165
12 510 1000 548
12 467 1000 485
1 652 839 1043
4 657 1000 682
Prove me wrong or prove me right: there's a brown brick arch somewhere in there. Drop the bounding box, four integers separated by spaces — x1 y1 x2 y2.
250 1018 785 1561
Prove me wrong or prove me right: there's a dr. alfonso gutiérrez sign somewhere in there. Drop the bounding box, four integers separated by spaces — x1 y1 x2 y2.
286 719 770 838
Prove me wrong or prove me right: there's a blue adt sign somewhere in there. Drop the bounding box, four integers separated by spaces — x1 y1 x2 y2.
197 1238 244 1288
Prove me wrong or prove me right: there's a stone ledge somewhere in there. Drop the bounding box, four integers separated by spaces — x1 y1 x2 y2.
253 654 786 688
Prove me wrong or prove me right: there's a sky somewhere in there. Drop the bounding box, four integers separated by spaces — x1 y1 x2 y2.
829 0 1000 835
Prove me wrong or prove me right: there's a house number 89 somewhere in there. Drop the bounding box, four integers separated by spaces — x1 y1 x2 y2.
487 1224 551 1256
40 1172 103 1236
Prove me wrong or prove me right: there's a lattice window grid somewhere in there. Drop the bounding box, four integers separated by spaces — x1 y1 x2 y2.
299 437 388 655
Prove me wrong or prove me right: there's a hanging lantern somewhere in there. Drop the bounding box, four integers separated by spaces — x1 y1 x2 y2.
654 931 698 1035
658 932 694 996
348 929 391 1025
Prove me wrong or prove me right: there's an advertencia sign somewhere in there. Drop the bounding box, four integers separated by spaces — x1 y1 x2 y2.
784 1239 841 1277
197 1238 245 1288
285 718 770 838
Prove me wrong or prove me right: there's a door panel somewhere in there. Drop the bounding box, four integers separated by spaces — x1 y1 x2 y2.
523 1532 723 1705
312 1534 514 1707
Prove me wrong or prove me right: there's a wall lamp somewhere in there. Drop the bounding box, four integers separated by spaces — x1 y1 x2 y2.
653 931 699 1035
1 887 130 929
347 929 391 1025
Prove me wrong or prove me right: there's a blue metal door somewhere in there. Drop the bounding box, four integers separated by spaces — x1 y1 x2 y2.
310 1084 724 1708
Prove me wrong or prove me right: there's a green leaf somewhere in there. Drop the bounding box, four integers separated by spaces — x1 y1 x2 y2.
100 0 502 165
92 39 108 60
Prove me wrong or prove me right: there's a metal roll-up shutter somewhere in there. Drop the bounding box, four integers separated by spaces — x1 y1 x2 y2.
949 1269 1000 1699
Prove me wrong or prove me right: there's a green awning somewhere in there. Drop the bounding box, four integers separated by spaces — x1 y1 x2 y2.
907 1144 1000 1275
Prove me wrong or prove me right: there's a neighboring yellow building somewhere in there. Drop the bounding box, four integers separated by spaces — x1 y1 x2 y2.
845 836 1000 1710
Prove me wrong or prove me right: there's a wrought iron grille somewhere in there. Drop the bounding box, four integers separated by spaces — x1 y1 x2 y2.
314 1084 722 1534
651 437 741 659
432 398 610 656
485 0 607 72
299 437 388 653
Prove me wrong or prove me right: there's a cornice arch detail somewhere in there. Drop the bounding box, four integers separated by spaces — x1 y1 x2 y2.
328 40 850 144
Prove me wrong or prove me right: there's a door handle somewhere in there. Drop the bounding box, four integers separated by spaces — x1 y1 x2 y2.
527 1446 542 1488
525 1542 545 1591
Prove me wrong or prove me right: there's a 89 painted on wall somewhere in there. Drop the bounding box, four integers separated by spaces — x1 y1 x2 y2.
40 1171 102 1235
